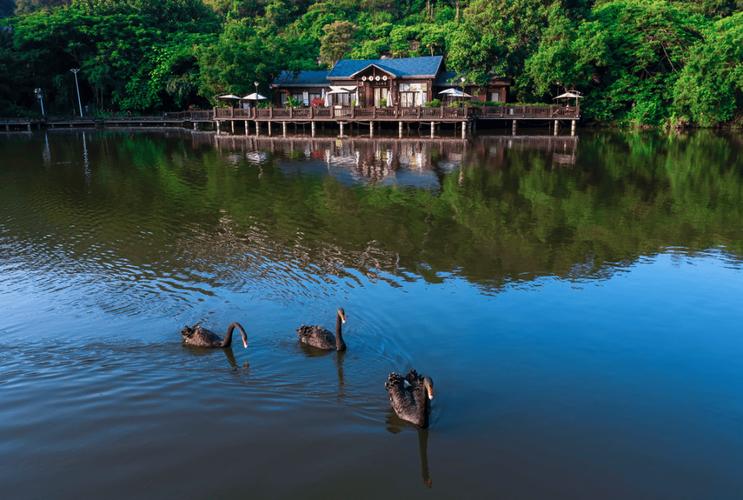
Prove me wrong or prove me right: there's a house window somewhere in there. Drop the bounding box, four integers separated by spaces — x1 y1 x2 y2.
399 83 425 107
489 91 501 102
334 93 351 106
373 87 389 107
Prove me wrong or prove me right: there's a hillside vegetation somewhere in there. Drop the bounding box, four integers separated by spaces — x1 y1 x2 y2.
0 0 740 126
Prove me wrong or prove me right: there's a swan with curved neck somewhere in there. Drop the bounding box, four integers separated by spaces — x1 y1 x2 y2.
385 369 435 428
181 322 248 349
296 308 347 351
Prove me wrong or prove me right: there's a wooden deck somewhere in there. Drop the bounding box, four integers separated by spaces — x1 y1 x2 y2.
0 118 41 131
1 104 580 136
213 104 579 123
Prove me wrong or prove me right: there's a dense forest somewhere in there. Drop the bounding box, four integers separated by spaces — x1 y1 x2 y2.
0 0 740 126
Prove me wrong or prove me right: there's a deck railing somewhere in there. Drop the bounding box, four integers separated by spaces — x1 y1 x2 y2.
163 110 214 121
476 105 579 119
212 104 580 121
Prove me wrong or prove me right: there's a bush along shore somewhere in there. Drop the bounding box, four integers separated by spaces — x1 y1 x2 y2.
0 0 740 129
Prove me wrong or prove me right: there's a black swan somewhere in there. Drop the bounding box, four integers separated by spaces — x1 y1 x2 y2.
181 322 248 349
385 369 434 428
296 308 347 351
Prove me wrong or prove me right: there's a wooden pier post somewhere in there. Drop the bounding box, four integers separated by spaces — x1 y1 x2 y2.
553 120 558 136
511 120 517 135
369 121 374 138
340 121 345 137
571 120 576 136
462 121 467 139
311 121 316 137
282 121 287 137
430 121 435 138
231 120 235 134
244 120 248 135
399 121 403 138
255 121 259 136
216 121 221 134
268 121 272 136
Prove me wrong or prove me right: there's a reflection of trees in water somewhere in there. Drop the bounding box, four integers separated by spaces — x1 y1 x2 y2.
3 131 742 300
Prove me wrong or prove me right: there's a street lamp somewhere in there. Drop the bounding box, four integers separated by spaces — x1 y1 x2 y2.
34 88 46 117
253 81 259 94
70 68 83 118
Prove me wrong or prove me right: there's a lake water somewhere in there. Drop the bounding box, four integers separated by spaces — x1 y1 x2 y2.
1 129 742 499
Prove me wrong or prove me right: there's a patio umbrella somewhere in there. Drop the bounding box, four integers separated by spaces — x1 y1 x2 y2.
438 88 472 98
326 86 355 95
553 91 583 99
217 94 242 100
553 91 583 108
241 93 267 101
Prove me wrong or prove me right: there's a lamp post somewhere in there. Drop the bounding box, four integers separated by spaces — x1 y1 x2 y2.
34 88 45 117
70 68 83 118
253 81 259 109
460 77 466 106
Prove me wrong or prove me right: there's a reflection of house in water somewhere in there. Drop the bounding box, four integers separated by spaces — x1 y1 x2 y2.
206 134 580 190
210 136 469 190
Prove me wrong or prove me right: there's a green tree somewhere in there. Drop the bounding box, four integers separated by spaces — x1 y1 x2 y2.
319 20 355 67
672 12 742 127
447 0 552 93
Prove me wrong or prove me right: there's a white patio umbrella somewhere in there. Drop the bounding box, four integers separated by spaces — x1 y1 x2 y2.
553 90 583 108
241 93 267 101
553 91 583 99
326 86 356 107
439 88 472 98
217 94 242 100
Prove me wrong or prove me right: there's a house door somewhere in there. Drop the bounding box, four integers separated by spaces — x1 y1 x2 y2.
374 87 389 107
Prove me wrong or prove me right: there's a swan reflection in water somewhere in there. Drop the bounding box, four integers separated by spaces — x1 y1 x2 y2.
182 337 249 372
386 412 433 488
298 343 347 400
223 347 249 372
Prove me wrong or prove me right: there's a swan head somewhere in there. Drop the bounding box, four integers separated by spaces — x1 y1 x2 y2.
423 377 435 400
337 308 347 324
181 325 195 340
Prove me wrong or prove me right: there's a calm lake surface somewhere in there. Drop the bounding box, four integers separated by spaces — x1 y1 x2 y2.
1 129 742 499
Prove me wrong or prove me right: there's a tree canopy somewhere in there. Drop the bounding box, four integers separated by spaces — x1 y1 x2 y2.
0 0 740 126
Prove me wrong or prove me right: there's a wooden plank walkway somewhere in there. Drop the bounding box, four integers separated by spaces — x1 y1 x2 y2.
0 118 41 131
213 105 579 123
2 104 580 135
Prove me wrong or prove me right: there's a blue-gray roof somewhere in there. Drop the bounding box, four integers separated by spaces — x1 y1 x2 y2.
272 70 330 87
328 56 444 79
434 70 460 86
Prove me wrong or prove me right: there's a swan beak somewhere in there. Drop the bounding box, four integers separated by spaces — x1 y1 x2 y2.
242 339 248 349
